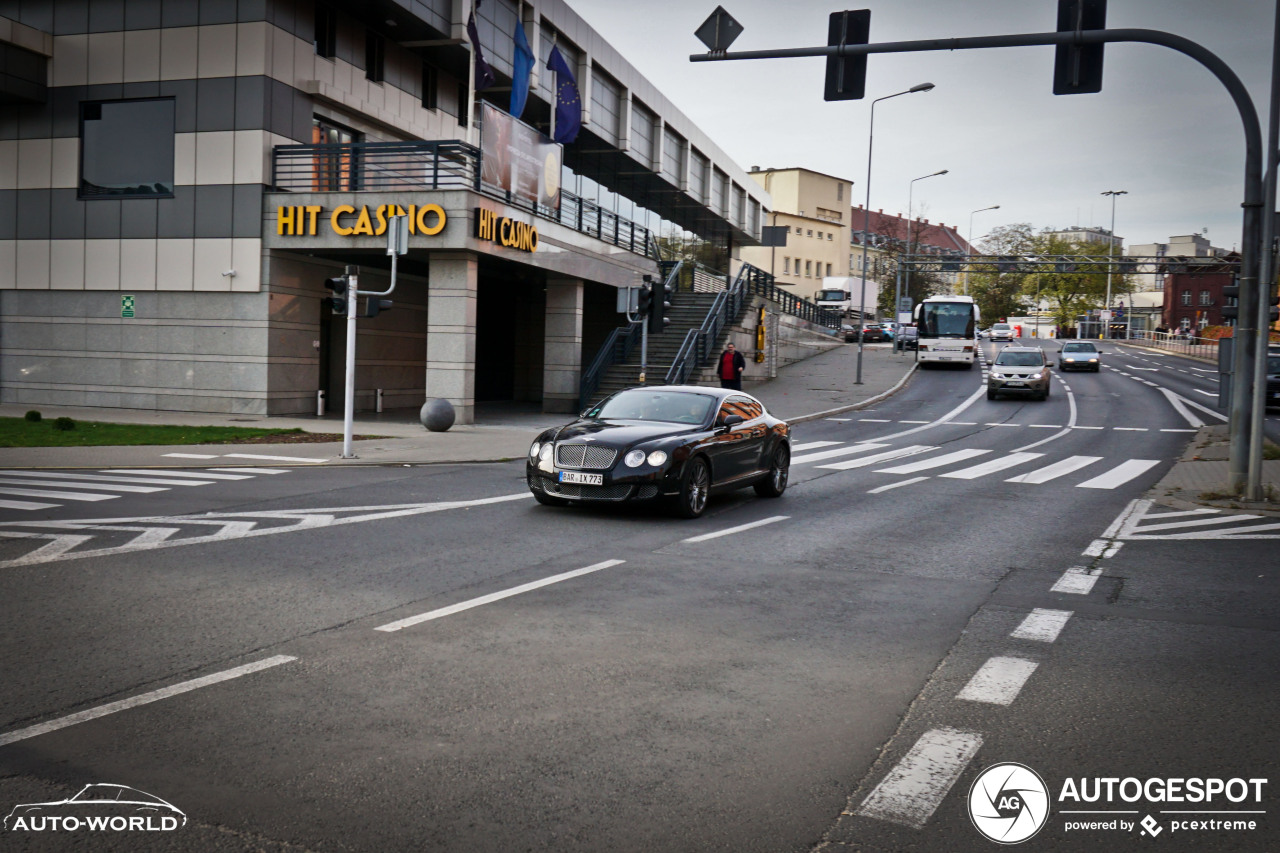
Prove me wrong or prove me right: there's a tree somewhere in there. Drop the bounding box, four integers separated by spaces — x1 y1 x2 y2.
872 212 949 316
1019 232 1118 331
967 223 1035 323
655 227 725 272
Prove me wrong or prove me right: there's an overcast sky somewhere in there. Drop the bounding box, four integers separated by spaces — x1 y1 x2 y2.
568 0 1272 253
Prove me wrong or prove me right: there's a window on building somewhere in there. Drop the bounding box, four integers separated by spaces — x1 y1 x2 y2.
1181 290 1191 306
312 116 362 191
783 257 790 274
315 2 337 58
422 64 438 110
827 233 833 241
79 98 175 199
365 31 385 82
807 229 813 237
826 263 832 276
805 260 812 277
837 183 844 202
817 231 823 239
1199 290 1211 306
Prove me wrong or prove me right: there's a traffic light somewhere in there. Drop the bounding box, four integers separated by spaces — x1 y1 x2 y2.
324 275 349 315
824 10 871 102
1221 282 1239 320
364 297 394 318
649 278 673 335
637 278 654 318
1053 0 1106 95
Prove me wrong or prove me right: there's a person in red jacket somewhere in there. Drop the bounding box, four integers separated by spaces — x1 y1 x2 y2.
718 342 745 390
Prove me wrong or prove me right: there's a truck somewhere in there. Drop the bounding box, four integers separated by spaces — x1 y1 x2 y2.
815 276 876 320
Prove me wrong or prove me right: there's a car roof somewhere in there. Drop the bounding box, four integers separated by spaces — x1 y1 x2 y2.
998 346 1043 353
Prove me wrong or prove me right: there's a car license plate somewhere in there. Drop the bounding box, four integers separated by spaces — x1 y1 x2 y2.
559 471 603 486
1006 381 1025 386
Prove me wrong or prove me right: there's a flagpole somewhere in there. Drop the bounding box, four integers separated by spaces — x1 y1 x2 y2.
466 0 478 146
548 33 557 141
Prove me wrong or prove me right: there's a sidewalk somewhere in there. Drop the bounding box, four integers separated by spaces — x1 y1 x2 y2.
0 342 917 469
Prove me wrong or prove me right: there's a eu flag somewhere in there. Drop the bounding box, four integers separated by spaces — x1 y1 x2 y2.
467 6 495 91
510 20 534 119
546 46 581 144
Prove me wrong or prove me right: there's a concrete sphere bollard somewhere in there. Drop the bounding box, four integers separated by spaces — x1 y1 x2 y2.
420 398 456 432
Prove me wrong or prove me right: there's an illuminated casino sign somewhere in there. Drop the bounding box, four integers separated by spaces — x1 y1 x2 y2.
276 203 446 237
474 207 538 253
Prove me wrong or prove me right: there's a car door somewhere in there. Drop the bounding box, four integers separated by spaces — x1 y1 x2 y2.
708 396 758 482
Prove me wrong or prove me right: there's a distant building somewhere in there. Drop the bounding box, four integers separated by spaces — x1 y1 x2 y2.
741 167 852 299
1128 233 1230 293
850 206 972 295
1044 226 1122 251
1161 253 1240 332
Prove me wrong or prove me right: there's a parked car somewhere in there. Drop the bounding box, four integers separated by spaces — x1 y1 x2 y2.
1267 346 1280 409
988 346 1051 400
989 323 1015 343
897 325 919 350
527 386 791 518
841 324 858 343
1058 341 1102 372
860 324 888 342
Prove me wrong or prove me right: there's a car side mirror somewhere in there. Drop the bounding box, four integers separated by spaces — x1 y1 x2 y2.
718 414 744 431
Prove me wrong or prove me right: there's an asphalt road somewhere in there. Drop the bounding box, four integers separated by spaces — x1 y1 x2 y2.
0 340 1276 852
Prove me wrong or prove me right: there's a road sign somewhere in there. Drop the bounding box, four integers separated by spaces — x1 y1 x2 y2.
898 297 913 313
121 294 135 318
695 7 743 53
1100 310 1112 322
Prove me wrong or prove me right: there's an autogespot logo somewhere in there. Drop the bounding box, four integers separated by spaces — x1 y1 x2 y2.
969 762 1050 844
4 784 186 833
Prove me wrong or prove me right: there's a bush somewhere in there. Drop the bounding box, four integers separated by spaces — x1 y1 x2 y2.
24 410 41 422
52 417 76 431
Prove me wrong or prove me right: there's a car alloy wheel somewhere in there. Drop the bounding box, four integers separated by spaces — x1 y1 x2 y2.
755 444 789 497
675 457 711 518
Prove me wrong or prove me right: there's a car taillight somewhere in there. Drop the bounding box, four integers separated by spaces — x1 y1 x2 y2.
918 344 928 351
963 345 974 352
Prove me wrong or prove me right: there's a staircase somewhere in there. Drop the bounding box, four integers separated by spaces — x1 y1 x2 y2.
590 292 725 403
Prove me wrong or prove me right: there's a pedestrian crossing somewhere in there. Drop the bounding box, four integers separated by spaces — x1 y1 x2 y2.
789 440 1162 490
0 468 291 513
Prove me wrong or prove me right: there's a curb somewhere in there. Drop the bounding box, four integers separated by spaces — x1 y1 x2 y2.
788 364 919 425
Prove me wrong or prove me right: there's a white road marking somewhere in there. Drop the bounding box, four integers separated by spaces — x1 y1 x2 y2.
1076 459 1161 489
1028 424 1062 428
1051 566 1100 595
681 516 789 543
162 453 219 459
222 453 327 463
790 441 842 452
825 417 853 422
1190 366 1216 373
1114 427 1149 431
876 449 991 474
855 728 984 829
939 452 1043 480
0 499 57 510
1006 456 1102 484
899 420 930 424
1073 426 1105 430
1193 389 1217 397
1133 513 1263 533
0 655 296 747
1011 609 1073 643
1160 429 1197 433
946 422 978 426
858 418 892 423
0 487 119 502
956 656 1039 705
867 477 928 494
0 478 167 494
1130 367 1159 371
102 469 253 480
0 471 215 486
818 446 937 470
207 467 291 475
791 443 889 464
375 559 626 632
1082 538 1123 558
984 423 1020 427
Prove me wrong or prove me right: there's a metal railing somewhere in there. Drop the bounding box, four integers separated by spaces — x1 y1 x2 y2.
579 321 643 408
1128 330 1222 360
272 140 658 260
737 264 844 329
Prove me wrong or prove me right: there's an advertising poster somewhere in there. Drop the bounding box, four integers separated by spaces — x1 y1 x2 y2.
480 102 562 212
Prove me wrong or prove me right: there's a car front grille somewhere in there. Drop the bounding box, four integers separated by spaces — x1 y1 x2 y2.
555 443 617 469
541 478 634 501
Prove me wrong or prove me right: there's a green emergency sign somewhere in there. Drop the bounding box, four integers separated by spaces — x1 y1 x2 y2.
121 295 135 318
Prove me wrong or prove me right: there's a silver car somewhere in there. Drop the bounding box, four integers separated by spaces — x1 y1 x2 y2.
989 322 1015 343
1058 341 1101 372
988 346 1051 400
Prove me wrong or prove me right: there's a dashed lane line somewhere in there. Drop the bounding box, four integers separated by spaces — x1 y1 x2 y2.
681 516 789 543
855 728 984 829
1051 566 1101 595
956 656 1039 706
1010 609 1073 642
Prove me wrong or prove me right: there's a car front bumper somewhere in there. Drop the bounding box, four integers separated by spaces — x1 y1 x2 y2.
526 462 681 503
989 377 1049 394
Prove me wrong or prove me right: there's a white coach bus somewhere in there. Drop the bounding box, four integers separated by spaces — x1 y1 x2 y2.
915 295 980 369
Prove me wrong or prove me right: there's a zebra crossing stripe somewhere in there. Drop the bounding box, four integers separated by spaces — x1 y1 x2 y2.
102 469 254 481
875 448 991 474
790 441 842 452
791 443 888 464
0 487 119 502
1005 456 1102 484
0 478 167 494
817 445 936 471
1076 459 1160 489
0 499 57 510
0 471 216 487
939 452 1043 480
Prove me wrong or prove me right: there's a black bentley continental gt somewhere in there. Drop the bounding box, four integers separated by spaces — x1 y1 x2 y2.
526 386 791 518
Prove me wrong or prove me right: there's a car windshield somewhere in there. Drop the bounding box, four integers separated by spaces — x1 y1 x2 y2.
817 290 849 301
919 302 976 338
992 324 1011 331
995 351 1044 367
1062 343 1097 353
591 390 716 424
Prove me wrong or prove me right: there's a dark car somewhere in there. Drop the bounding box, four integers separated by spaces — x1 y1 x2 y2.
1267 347 1280 409
897 326 919 350
1058 340 1101 371
526 386 790 518
841 324 858 343
860 324 887 342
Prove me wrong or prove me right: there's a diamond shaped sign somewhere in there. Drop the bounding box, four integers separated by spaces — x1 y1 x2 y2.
695 6 743 53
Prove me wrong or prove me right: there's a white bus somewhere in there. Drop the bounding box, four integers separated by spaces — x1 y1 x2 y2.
915 295 980 369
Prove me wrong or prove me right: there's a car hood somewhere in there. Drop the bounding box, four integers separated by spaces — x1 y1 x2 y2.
992 365 1044 375
1060 351 1098 358
550 419 701 447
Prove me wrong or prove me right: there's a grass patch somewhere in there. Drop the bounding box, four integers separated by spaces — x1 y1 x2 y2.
0 417 317 448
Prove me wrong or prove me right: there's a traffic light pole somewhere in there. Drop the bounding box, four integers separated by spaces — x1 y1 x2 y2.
341 266 359 459
691 25 1265 494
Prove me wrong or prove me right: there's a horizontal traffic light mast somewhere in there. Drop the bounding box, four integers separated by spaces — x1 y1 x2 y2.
895 255 1240 275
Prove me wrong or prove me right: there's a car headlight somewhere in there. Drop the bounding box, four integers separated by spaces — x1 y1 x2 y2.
1065 358 1076 362
539 444 553 463
624 449 646 467
1029 372 1044 379
647 450 668 467
529 441 541 459
1089 358 1098 363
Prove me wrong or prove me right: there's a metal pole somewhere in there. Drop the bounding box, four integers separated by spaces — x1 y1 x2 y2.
342 267 358 459
966 205 999 296
893 262 903 354
905 169 947 306
1102 190 1126 340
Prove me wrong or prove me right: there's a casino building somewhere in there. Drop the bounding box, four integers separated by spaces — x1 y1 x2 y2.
0 0 768 422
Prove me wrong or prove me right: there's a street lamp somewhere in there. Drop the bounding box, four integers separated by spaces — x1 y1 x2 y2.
965 205 1000 295
856 81 935 384
899 169 948 353
1101 190 1128 339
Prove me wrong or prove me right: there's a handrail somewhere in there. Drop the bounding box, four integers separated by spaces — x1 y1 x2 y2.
579 322 642 408
1128 329 1222 360
665 329 702 385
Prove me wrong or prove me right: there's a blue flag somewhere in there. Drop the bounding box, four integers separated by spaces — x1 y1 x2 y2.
546 46 581 144
467 6 495 91
510 20 534 119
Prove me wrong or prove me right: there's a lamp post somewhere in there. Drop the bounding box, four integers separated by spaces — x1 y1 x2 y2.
856 81 935 384
1101 189 1127 339
965 205 1000 295
902 169 948 336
